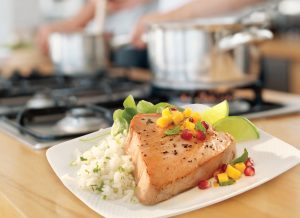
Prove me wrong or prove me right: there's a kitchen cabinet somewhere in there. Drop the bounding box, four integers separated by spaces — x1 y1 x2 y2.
260 36 300 94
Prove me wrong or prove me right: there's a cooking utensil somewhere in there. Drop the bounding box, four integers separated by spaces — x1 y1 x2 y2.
49 0 109 76
93 0 107 34
49 33 109 76
147 15 273 90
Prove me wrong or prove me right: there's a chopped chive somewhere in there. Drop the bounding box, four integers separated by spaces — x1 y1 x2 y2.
80 156 87 161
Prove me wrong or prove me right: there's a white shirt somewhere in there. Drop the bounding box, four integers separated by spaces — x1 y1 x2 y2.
87 0 192 36
159 0 192 12
87 1 158 36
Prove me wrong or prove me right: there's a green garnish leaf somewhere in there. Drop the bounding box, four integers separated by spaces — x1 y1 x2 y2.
113 109 124 121
93 165 100 173
195 121 206 132
111 117 128 136
80 156 87 161
123 95 136 109
165 126 181 136
118 166 125 172
219 179 235 186
96 182 104 192
231 148 248 165
122 107 137 123
137 100 155 113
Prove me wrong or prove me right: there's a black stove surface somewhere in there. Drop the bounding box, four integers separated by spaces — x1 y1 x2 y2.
0 72 288 147
0 71 151 117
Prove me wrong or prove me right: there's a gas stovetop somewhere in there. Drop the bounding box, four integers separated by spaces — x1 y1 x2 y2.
0 71 151 117
1 72 300 150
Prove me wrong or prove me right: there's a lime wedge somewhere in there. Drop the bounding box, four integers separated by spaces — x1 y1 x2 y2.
201 100 229 125
213 116 260 142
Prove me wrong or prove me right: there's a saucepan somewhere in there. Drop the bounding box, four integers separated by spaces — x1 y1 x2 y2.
146 15 273 90
49 32 110 76
49 0 109 76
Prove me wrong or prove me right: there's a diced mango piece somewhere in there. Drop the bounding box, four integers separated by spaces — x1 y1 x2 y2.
184 121 195 131
156 116 172 128
234 162 246 173
162 108 171 117
213 182 220 188
183 108 192 117
226 164 242 180
172 111 184 125
191 112 201 122
217 173 229 183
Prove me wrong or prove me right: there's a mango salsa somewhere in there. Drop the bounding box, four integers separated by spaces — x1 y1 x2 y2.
217 173 229 183
182 120 195 131
226 164 242 180
162 108 172 117
191 112 201 122
172 111 184 125
156 116 172 128
234 162 246 173
183 108 192 117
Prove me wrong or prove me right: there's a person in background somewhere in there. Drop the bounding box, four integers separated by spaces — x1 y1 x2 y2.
37 0 263 54
37 0 157 55
131 0 264 48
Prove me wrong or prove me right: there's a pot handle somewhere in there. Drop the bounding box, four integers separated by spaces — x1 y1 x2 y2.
218 28 273 51
111 34 148 49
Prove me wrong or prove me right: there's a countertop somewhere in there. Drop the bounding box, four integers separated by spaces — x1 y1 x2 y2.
0 90 300 218
0 91 300 218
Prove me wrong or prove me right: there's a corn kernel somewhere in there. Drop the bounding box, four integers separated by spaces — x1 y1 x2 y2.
234 162 246 173
172 111 184 125
217 173 229 183
183 108 192 117
156 116 172 128
162 108 171 117
191 112 201 122
226 164 242 180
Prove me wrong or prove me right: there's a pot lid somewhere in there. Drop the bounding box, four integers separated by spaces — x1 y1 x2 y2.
149 5 271 31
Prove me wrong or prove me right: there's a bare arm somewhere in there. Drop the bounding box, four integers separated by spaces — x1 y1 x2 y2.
36 0 96 55
46 0 96 32
157 0 263 22
37 0 156 54
132 0 264 47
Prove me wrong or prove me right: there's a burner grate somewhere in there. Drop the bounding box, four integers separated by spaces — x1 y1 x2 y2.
3 105 113 142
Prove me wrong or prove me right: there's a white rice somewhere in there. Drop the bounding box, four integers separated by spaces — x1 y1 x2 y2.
72 133 137 202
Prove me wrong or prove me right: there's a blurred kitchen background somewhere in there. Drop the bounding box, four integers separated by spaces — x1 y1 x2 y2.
1 0 300 149
1 0 300 92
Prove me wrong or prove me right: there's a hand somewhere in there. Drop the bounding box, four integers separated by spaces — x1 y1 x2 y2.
107 0 150 13
131 12 165 49
36 24 54 56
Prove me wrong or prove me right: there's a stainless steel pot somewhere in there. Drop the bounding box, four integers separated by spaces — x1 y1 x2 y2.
147 19 273 90
49 32 109 76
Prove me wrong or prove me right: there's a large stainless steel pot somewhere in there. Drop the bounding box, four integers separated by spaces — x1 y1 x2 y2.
147 19 273 90
49 32 109 76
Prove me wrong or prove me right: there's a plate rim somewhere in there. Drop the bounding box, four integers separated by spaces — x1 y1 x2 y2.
46 104 300 218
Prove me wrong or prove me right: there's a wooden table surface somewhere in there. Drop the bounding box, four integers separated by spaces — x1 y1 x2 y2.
0 93 300 218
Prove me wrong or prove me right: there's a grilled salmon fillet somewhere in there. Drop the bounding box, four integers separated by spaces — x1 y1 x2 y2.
124 113 236 205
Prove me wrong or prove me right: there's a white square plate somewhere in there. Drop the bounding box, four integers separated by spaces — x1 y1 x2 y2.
46 104 300 218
